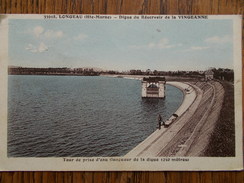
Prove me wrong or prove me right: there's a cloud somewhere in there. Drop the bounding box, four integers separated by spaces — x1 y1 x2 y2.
25 42 48 53
157 38 174 49
38 42 49 52
183 46 209 52
74 33 88 40
204 35 232 44
25 44 34 51
44 30 64 39
33 26 44 38
130 38 180 50
31 26 63 39
181 35 231 52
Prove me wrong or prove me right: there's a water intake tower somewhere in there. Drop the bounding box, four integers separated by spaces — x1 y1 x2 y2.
141 77 166 98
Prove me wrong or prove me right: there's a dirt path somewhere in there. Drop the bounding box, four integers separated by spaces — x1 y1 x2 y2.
184 81 225 156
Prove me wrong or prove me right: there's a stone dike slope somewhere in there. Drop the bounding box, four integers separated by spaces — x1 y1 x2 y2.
126 80 225 157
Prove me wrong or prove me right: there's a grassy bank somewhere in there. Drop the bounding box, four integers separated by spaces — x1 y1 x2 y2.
204 81 235 157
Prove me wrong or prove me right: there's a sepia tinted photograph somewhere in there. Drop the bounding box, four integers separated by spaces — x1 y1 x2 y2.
0 14 242 171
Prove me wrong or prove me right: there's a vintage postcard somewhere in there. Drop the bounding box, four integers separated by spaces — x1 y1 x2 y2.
0 14 242 171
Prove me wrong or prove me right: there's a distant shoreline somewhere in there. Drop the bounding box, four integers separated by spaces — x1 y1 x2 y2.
8 73 201 81
8 73 100 76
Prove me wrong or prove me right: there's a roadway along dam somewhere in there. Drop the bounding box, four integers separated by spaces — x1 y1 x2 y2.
126 80 225 157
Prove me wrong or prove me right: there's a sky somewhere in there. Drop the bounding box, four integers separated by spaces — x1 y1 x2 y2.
8 18 233 71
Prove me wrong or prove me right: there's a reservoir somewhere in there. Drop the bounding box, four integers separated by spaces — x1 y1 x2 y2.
8 75 183 157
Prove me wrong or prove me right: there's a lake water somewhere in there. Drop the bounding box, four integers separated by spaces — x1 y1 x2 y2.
8 75 183 157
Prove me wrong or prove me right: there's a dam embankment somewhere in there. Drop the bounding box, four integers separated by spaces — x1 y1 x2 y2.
126 80 225 157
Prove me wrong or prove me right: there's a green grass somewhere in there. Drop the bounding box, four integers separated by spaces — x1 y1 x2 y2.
204 81 235 157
